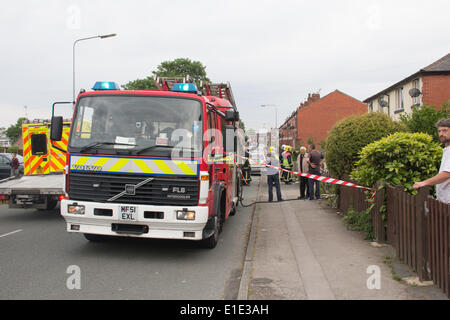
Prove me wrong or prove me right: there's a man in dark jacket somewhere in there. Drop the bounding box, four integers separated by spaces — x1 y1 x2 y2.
307 144 322 200
10 153 20 178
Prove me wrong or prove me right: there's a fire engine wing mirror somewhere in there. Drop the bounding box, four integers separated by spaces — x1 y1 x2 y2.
225 110 239 122
50 101 72 153
50 116 63 142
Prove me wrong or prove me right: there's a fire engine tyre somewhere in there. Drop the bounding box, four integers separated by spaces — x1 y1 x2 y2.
201 215 220 249
46 199 58 210
201 185 224 249
83 233 110 242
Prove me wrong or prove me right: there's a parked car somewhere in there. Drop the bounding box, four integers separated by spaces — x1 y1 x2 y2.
0 153 24 180
250 152 267 175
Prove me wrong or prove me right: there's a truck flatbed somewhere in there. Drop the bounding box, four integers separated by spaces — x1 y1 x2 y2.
0 174 64 195
0 174 64 209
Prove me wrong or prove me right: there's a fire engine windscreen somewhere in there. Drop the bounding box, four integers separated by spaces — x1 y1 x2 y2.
69 96 203 156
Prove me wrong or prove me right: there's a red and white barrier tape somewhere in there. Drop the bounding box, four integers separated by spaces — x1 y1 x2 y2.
234 154 376 202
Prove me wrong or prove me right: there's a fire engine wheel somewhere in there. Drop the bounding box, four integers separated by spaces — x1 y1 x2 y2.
83 233 110 242
201 216 220 249
46 199 58 210
229 206 236 216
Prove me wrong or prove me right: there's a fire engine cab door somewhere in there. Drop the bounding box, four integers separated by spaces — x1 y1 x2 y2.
24 126 50 175
216 117 232 218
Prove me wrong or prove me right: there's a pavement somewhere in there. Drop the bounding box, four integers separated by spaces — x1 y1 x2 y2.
238 177 448 300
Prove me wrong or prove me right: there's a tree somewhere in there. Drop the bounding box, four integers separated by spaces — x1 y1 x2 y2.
239 120 246 132
399 102 450 146
153 58 210 84
5 117 27 144
121 77 158 90
122 58 210 90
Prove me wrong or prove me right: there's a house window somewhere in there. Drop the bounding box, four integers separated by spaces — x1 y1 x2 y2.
369 102 374 112
396 87 404 112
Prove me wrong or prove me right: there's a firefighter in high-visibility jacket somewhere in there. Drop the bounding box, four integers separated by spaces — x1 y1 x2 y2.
281 146 294 184
242 146 252 185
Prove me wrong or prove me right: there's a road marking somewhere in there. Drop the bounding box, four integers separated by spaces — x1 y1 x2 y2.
0 229 23 238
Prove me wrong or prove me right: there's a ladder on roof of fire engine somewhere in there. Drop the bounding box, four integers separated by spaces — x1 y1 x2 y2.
199 81 236 109
153 75 237 109
153 75 191 91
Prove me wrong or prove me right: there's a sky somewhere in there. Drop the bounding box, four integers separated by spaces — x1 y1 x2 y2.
1 0 449 132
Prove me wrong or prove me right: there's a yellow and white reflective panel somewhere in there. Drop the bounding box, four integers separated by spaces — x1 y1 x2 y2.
69 155 199 176
207 153 234 164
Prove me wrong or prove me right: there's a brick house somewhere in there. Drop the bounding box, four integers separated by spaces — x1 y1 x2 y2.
296 90 367 148
279 93 321 148
364 53 450 120
279 110 297 148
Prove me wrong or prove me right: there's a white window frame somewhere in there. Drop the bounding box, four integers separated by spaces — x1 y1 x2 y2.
396 87 404 111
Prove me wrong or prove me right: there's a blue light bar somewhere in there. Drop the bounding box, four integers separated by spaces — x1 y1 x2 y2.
92 81 120 90
171 83 198 93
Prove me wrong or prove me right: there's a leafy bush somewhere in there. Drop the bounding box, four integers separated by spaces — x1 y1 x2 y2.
342 206 374 241
351 132 442 193
399 102 450 146
325 112 408 179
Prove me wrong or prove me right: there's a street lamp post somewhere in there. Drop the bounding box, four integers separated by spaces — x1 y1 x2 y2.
261 104 278 129
73 33 117 104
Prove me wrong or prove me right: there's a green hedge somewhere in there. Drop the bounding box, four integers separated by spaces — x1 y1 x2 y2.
351 132 442 193
325 112 408 179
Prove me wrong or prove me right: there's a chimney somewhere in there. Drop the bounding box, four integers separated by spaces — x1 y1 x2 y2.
312 93 320 102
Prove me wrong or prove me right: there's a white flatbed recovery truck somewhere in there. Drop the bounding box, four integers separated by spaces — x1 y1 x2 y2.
0 174 64 210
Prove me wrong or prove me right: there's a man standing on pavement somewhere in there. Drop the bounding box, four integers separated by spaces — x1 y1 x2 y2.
297 146 310 199
10 153 20 178
266 147 283 202
413 118 450 204
307 144 323 200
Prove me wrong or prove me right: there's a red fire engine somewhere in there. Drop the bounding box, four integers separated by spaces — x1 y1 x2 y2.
50 77 243 248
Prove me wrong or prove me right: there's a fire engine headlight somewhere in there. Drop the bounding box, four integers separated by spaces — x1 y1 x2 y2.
68 204 85 215
176 210 195 221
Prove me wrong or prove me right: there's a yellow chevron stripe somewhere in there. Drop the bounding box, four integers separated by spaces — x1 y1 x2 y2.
133 159 154 174
109 158 130 172
174 160 195 176
75 157 90 166
93 157 110 168
153 160 175 175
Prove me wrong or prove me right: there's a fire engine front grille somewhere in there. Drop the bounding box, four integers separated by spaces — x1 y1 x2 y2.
68 172 199 206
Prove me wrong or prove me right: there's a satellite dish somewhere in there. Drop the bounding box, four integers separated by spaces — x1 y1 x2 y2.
378 98 388 108
409 88 422 98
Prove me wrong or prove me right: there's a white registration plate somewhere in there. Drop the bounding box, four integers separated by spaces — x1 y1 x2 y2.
119 205 138 221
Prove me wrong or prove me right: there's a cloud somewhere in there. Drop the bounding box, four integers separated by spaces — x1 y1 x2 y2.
0 0 449 131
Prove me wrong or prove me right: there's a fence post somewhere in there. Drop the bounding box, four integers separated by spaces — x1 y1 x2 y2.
386 184 394 245
339 174 351 213
415 186 430 282
373 181 386 243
